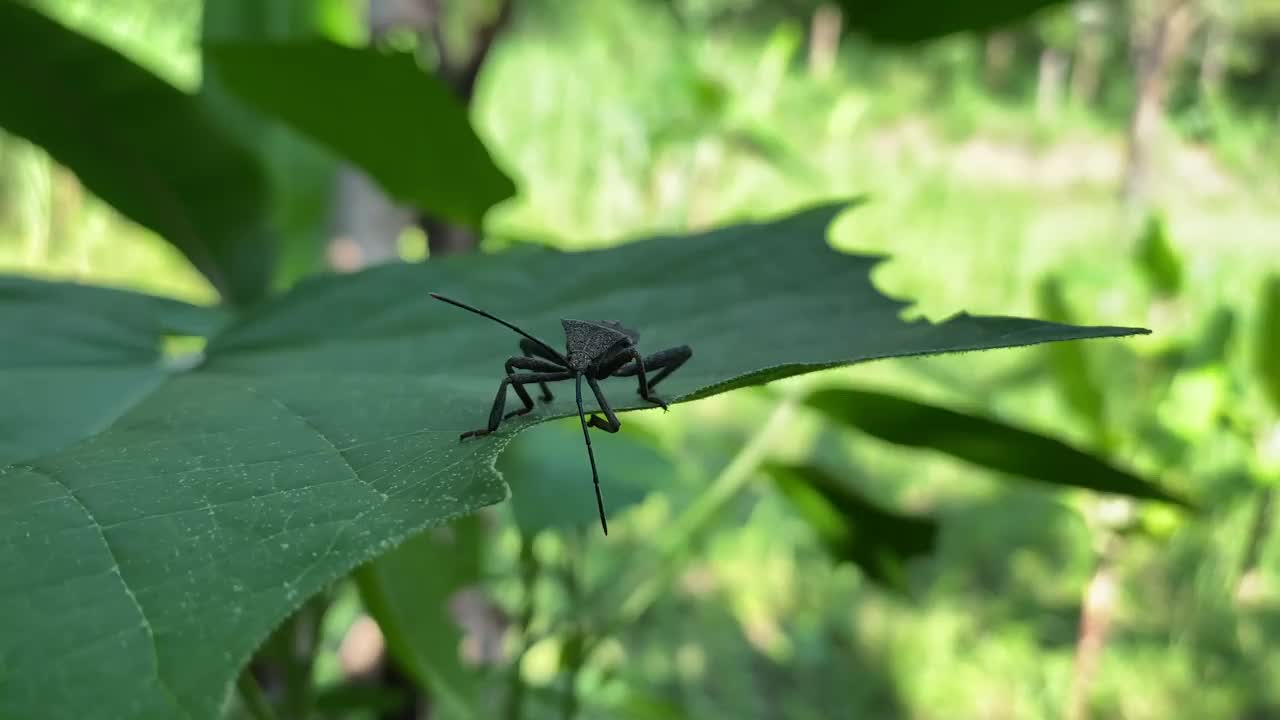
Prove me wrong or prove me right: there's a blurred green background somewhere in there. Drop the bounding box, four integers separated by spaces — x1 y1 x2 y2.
3 0 1280 718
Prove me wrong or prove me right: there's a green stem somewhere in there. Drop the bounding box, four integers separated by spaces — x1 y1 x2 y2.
560 646 582 720
560 530 586 720
237 670 279 720
1238 486 1275 584
504 532 539 720
294 596 325 718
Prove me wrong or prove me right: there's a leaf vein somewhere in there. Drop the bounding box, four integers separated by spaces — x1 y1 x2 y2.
237 384 391 502
18 463 193 720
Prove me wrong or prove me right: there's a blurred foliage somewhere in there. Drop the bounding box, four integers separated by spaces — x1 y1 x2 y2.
766 460 939 593
0 1 274 305
1257 275 1280 413
354 517 488 718
1134 211 1184 297
500 420 667 534
834 0 1070 43
199 0 355 291
206 41 516 230
804 386 1188 506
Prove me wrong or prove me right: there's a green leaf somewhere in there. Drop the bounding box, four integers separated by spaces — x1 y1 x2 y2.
355 518 486 720
0 276 224 466
201 0 366 46
200 1 356 291
1258 274 1280 413
833 0 1069 43
804 387 1190 507
1036 276 1108 441
765 461 938 592
0 202 1150 720
0 2 275 306
204 41 517 229
1133 211 1183 296
499 420 667 534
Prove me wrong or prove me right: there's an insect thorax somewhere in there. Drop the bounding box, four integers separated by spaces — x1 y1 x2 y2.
562 319 635 370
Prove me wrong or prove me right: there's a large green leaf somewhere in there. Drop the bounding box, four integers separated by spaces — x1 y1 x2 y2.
835 0 1068 43
765 461 938 593
204 41 517 230
804 387 1190 506
0 202 1148 720
0 276 225 467
0 2 275 306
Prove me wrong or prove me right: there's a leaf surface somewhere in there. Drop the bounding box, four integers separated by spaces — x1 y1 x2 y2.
0 202 1148 719
0 276 223 466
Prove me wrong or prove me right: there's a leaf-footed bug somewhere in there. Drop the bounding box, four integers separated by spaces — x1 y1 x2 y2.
430 292 692 535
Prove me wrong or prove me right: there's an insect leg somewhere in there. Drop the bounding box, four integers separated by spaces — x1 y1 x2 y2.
614 345 691 393
585 375 622 432
461 370 573 440
502 357 562 419
606 347 672 410
574 374 609 535
519 338 560 402
508 355 564 372
593 343 634 377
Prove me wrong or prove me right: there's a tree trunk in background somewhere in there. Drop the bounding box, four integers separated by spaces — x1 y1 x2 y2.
984 31 1017 91
807 4 842 80
1037 47 1068 123
1069 3 1108 109
416 0 514 258
329 0 513 267
1199 11 1232 99
1122 0 1198 206
327 0 433 272
1065 536 1120 720
330 168 416 272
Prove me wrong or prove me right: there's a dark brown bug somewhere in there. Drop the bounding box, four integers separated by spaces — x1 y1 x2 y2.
430 293 692 535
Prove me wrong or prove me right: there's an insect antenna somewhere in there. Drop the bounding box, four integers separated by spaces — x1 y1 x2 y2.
430 292 567 364
574 374 609 535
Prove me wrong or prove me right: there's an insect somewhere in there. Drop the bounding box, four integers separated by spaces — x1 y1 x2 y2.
430 292 692 535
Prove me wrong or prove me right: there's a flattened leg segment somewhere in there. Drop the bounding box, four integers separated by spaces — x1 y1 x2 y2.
614 345 691 408
585 376 622 432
